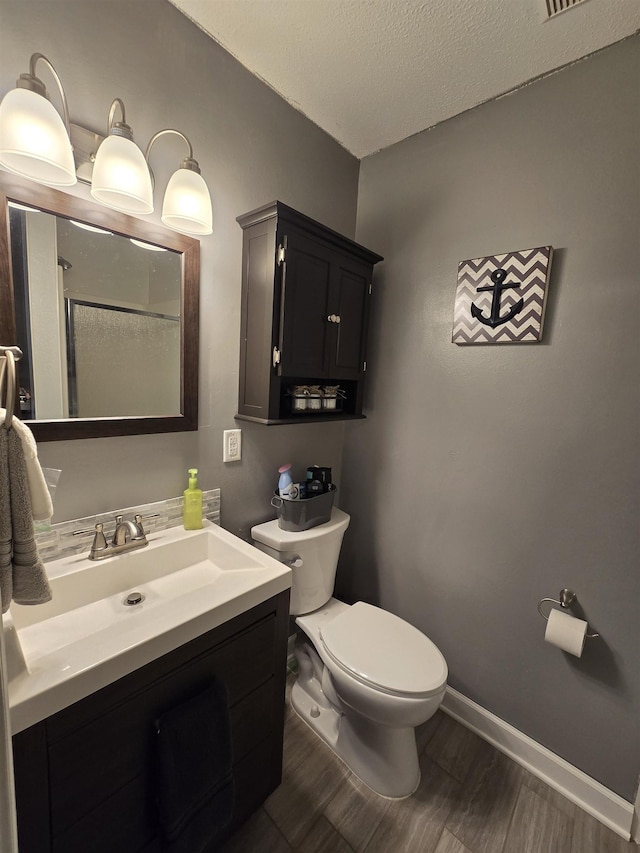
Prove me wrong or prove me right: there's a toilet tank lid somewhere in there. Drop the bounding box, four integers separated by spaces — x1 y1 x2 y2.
319 602 448 696
251 507 350 549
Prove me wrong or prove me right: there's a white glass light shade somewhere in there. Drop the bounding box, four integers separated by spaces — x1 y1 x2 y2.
0 87 76 186
161 168 213 235
90 134 153 214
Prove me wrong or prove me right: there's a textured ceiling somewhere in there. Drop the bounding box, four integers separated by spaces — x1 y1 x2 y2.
170 0 640 158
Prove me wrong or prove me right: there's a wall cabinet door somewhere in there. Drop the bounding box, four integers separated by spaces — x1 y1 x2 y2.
278 229 333 378
329 253 372 379
279 232 372 381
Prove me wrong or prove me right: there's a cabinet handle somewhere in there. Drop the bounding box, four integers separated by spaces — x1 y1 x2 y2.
327 314 341 324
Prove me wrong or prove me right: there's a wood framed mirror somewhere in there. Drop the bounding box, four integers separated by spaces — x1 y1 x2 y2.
0 172 199 441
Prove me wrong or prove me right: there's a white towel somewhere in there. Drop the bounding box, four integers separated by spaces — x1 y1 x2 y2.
0 410 53 520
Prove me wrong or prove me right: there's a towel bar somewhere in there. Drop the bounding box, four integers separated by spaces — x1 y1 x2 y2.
0 346 23 429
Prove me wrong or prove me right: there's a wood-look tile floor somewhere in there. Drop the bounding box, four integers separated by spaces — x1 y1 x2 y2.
222 678 635 853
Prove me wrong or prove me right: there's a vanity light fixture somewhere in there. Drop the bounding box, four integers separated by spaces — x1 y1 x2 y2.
0 53 76 186
145 129 213 236
90 98 153 215
0 52 213 237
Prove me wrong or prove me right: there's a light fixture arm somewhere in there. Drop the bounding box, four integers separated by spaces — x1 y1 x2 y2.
106 97 134 140
16 53 72 136
144 128 212 235
145 128 201 174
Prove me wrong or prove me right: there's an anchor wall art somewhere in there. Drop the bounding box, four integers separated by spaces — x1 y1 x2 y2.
452 246 553 344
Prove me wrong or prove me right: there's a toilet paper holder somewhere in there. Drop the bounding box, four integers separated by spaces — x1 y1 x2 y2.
537 588 599 638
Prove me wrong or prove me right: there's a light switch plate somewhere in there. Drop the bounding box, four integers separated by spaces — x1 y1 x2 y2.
223 429 242 462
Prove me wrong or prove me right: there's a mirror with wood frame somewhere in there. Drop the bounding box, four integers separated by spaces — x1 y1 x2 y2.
0 172 199 441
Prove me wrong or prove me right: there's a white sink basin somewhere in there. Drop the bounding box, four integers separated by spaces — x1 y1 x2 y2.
4 521 291 733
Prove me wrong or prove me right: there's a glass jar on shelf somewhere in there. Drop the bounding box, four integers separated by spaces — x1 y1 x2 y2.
321 385 340 410
306 385 322 411
290 384 309 412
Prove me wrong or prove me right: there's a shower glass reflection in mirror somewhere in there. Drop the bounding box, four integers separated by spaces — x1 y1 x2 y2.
9 202 181 420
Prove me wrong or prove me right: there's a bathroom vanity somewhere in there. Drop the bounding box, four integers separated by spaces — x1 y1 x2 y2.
5 520 292 852
12 591 289 852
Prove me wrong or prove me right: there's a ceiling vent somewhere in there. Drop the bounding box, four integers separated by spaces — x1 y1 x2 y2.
543 0 588 19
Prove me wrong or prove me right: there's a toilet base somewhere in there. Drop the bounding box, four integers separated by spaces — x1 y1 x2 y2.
291 678 421 799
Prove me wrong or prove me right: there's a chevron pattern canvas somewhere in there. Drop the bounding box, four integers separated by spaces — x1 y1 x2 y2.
452 246 553 344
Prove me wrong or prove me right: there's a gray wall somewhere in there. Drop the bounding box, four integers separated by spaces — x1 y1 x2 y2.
1 0 357 537
338 36 640 800
3 0 638 804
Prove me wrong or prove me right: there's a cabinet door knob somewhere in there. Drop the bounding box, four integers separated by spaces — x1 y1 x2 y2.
327 314 335 323
335 315 341 324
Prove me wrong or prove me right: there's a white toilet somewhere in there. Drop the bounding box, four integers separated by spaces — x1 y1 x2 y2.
251 507 448 798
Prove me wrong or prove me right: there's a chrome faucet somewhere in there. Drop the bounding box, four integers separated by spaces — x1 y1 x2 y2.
113 514 145 547
74 513 158 560
73 512 158 560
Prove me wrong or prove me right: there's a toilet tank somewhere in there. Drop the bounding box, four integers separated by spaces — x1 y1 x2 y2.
251 508 350 615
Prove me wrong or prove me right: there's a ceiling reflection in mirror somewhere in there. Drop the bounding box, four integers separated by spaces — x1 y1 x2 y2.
9 203 182 421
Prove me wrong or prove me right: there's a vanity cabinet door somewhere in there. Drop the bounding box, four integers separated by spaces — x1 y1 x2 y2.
12 592 289 853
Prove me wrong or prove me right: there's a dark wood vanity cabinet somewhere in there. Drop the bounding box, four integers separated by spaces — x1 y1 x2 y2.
236 201 383 424
12 592 290 853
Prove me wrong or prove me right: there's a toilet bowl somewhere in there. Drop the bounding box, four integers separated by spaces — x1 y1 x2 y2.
251 508 448 798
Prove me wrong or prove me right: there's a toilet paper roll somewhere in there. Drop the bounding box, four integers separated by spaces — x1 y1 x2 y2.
544 608 587 657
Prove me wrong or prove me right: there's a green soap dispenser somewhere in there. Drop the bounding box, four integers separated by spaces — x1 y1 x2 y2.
183 468 203 530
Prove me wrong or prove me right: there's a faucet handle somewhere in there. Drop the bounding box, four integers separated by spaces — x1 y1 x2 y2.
136 513 160 536
132 514 146 541
74 522 108 558
92 522 108 553
73 522 107 545
73 522 109 560
131 513 160 540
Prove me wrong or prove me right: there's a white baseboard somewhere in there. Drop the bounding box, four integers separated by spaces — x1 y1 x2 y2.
631 784 640 842
441 687 636 842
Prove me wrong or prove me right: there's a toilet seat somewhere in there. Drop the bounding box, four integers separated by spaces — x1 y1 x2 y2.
319 602 447 698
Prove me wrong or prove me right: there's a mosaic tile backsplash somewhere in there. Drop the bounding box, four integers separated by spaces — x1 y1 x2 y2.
35 489 221 564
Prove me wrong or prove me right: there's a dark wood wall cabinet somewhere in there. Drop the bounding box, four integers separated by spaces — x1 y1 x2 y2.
236 201 383 424
12 592 290 853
